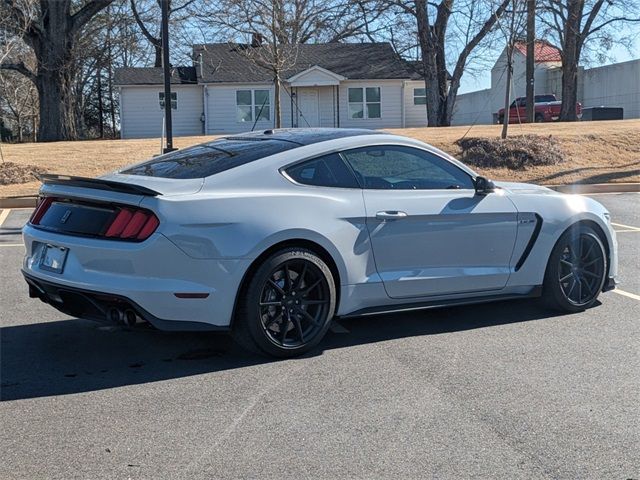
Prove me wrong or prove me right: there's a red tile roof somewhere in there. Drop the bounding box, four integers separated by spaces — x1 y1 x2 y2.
514 40 562 62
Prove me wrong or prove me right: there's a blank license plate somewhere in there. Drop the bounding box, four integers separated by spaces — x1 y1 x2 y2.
40 244 68 274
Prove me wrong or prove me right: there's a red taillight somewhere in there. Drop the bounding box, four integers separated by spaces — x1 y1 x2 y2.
30 196 159 242
104 207 159 241
105 209 133 237
30 197 54 225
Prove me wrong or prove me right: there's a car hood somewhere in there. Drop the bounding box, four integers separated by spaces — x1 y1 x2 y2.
99 172 205 196
494 181 556 195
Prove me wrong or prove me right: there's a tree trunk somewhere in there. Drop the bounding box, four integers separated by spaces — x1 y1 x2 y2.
274 73 282 128
97 68 104 138
154 44 163 68
525 0 535 123
501 46 513 139
415 0 440 127
35 69 74 141
560 0 582 121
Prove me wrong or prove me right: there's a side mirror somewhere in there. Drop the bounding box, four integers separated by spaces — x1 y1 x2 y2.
474 176 496 195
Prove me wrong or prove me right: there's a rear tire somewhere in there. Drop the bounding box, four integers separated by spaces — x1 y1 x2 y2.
233 247 336 358
541 225 607 312
535 113 544 123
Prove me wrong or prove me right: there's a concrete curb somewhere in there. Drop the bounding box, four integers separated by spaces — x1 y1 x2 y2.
0 183 638 209
0 196 37 209
545 183 640 194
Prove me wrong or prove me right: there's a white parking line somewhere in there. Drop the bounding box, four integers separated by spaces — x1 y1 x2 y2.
612 289 640 302
0 244 24 248
0 208 10 227
611 222 640 231
614 229 640 233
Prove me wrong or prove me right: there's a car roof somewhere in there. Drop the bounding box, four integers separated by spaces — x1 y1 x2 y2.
225 128 382 146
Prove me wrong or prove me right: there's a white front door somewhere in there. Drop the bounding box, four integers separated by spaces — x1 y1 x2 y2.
296 89 319 127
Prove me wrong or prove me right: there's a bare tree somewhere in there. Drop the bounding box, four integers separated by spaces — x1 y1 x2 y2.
130 0 197 67
0 0 114 141
539 0 640 121
394 0 511 127
0 69 38 141
226 0 300 128
196 0 390 44
495 0 527 138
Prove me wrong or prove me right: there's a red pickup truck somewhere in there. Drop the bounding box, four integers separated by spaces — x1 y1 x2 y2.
496 94 582 123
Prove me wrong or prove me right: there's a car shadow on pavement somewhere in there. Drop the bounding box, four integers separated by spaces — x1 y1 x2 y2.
1 298 571 401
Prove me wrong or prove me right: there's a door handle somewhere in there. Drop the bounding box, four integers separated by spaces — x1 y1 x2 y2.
376 211 408 220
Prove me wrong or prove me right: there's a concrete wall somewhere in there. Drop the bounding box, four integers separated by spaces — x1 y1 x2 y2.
119 85 204 139
451 89 496 126
581 59 640 119
452 54 639 126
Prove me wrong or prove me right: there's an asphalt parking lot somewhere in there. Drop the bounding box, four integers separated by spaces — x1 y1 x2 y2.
1 193 638 480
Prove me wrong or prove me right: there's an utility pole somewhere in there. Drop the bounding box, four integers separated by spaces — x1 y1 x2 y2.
161 0 176 153
525 0 535 123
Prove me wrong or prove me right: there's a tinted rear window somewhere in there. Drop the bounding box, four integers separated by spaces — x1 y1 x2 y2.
535 95 556 103
285 153 360 188
121 139 299 179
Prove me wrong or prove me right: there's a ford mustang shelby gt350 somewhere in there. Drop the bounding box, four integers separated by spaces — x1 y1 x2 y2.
22 129 617 357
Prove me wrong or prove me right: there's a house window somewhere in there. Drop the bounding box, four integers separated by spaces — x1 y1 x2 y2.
348 87 381 119
159 92 177 110
236 89 271 123
413 88 426 105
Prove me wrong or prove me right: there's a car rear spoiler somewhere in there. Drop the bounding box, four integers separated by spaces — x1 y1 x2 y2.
38 174 162 197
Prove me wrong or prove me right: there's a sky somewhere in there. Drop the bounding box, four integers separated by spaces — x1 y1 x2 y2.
458 32 640 94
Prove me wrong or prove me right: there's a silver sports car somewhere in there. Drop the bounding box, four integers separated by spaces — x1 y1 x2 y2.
22 129 618 357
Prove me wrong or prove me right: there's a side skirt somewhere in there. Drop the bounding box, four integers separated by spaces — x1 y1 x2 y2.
340 286 543 318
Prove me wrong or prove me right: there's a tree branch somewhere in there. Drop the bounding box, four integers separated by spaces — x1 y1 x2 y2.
71 0 114 35
0 61 37 84
130 0 161 46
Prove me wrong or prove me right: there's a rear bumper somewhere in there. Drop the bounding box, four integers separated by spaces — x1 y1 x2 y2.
22 224 251 328
23 272 226 331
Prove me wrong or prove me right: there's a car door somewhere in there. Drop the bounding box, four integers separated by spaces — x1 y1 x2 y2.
341 145 519 299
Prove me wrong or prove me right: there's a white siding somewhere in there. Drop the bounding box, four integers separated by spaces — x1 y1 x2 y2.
206 83 275 134
318 86 338 127
338 80 404 129
119 85 203 139
403 80 428 127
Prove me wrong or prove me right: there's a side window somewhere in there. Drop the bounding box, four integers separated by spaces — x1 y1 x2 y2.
159 92 177 110
348 87 381 119
413 88 426 105
285 153 360 188
341 146 474 190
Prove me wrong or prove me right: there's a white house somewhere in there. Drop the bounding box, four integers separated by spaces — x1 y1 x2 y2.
452 40 640 125
115 43 429 138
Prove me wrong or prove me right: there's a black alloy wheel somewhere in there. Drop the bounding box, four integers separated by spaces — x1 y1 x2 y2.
234 248 336 357
542 225 607 312
259 258 331 349
557 233 606 306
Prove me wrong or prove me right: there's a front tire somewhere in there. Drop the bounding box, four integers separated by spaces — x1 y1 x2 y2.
233 248 336 357
542 225 607 312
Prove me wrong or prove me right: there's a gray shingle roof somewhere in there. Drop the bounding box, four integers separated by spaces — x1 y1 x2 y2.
115 43 413 85
114 66 197 86
193 43 413 83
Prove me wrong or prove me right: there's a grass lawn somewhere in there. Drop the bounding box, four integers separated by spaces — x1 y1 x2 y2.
1 119 638 198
